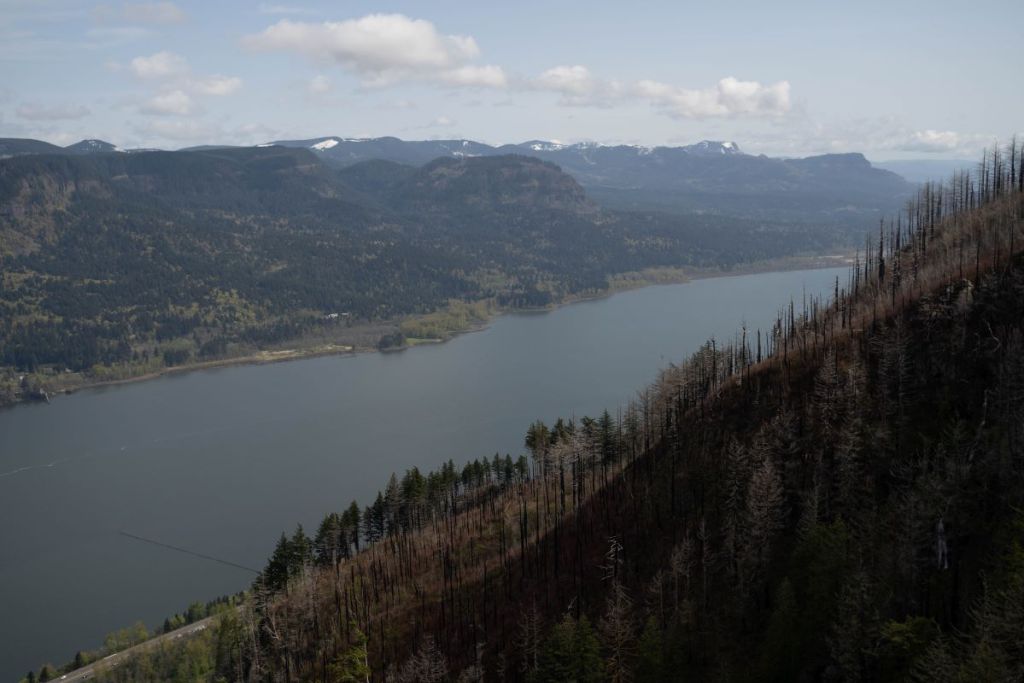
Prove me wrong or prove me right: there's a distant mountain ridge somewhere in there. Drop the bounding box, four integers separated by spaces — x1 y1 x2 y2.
270 135 746 166
0 133 914 227
269 135 912 225
0 137 124 158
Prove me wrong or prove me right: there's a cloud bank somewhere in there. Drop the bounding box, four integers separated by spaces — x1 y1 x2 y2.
243 14 507 88
124 51 242 116
532 66 790 119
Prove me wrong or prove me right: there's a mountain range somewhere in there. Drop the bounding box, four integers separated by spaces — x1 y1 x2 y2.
271 136 912 225
1 135 914 227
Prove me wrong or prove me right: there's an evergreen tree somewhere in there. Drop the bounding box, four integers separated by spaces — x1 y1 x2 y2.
346 500 362 551
329 624 371 682
262 532 292 591
534 614 604 683
289 524 313 572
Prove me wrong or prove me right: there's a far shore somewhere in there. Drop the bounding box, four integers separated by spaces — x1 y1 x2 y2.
4 253 854 408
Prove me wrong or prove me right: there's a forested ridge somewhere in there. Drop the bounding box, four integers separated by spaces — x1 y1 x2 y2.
38 142 1024 682
0 145 859 406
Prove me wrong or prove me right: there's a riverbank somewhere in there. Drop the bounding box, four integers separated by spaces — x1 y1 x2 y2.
0 253 853 410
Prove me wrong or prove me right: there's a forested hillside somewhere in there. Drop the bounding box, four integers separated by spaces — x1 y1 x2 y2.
42 143 1024 682
0 145 850 406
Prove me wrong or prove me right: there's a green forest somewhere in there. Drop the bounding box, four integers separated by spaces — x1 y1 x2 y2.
0 146 869 406
33 144 1024 681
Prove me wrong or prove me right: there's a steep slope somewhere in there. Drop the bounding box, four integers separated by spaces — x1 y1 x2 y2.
55 145 1024 682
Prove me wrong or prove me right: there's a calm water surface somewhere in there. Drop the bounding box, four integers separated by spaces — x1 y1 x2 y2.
0 267 843 680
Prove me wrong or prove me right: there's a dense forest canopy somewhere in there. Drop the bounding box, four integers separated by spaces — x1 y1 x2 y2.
0 142 888 405
37 142 1024 682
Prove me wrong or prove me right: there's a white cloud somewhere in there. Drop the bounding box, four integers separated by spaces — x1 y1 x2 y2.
436 65 506 88
192 75 243 96
16 102 92 121
533 65 623 106
244 14 506 88
738 116 992 158
430 116 455 127
140 89 193 115
125 52 242 113
635 76 791 118
130 50 188 79
899 129 962 153
530 68 788 118
536 65 596 97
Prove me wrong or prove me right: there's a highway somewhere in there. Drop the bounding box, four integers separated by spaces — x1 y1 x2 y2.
49 617 215 682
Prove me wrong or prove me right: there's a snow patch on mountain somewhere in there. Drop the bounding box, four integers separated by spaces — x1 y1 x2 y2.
684 140 742 155
529 141 566 152
311 138 340 151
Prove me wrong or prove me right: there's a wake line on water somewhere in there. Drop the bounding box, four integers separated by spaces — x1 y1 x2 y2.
0 455 89 478
119 531 260 574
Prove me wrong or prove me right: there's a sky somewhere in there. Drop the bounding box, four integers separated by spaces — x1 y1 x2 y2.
0 0 1020 160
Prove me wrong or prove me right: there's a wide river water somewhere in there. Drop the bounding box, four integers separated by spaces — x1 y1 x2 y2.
0 267 844 680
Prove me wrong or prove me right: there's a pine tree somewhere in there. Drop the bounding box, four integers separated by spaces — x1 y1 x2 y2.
346 500 362 551
328 623 370 683
535 614 604 683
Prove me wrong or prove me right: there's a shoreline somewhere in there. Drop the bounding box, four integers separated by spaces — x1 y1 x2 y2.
5 253 853 408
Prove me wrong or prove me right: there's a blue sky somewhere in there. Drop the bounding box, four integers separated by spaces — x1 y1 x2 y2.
1 0 1020 159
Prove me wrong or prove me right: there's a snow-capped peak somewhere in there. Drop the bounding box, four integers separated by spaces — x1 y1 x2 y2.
685 140 742 155
515 139 562 152
311 138 340 151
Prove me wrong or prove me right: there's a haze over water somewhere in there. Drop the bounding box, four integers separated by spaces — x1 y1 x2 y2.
0 267 843 680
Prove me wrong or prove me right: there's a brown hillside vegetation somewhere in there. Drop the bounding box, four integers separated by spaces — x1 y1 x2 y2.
75 141 1024 683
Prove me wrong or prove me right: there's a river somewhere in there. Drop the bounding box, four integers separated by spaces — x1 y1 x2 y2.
0 267 844 680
